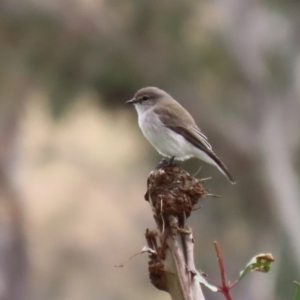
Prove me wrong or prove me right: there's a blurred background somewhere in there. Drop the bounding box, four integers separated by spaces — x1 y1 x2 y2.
0 0 300 299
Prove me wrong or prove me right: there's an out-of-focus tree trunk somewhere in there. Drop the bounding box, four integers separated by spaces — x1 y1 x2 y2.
0 169 28 300
0 74 30 300
200 1 300 298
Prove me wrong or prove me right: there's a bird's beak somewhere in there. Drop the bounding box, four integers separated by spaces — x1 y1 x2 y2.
126 98 138 104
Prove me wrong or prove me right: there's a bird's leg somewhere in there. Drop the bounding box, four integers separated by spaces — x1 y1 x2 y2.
168 156 175 165
156 158 168 169
156 156 176 169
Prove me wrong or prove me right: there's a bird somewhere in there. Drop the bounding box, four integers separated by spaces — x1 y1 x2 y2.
126 87 235 184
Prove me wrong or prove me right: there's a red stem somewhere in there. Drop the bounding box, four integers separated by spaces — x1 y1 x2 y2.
229 280 238 290
213 241 233 300
214 241 226 288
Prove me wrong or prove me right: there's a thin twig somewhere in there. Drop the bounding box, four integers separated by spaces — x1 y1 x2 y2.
160 199 165 233
199 177 212 182
214 241 233 300
193 166 202 177
214 241 227 288
115 247 153 268
206 193 221 198
229 280 238 289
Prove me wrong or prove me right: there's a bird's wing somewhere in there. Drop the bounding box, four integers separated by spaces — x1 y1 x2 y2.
154 104 236 184
153 105 212 152
189 125 212 150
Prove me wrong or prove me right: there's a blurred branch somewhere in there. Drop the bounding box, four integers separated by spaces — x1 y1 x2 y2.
260 105 300 268
0 72 31 300
0 166 28 300
213 0 300 274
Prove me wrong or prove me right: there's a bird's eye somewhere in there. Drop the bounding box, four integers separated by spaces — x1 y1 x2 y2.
142 96 149 101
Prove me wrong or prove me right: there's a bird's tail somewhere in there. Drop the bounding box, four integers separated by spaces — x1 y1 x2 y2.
216 164 236 184
206 151 235 184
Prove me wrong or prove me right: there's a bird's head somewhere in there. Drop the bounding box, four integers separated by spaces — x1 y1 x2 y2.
126 87 171 111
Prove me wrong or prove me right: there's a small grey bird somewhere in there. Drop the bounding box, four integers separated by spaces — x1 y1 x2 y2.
126 87 235 184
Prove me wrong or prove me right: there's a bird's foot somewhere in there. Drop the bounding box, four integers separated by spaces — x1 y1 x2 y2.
156 156 176 169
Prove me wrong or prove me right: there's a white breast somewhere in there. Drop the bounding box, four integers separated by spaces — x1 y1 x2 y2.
136 107 194 160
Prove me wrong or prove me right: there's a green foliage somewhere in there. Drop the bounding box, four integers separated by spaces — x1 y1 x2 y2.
0 0 241 116
239 253 275 281
294 282 300 300
197 252 275 295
